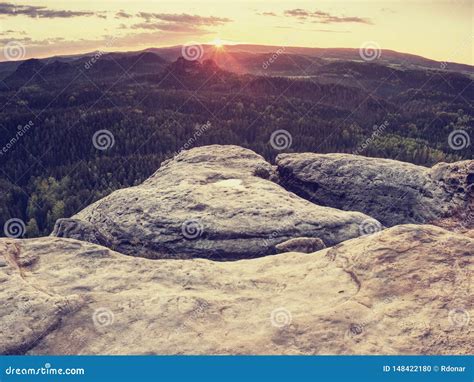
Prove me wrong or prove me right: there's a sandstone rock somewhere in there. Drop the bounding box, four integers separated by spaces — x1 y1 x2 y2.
277 153 473 227
0 240 83 355
52 218 111 248
275 237 326 253
2 224 472 355
54 145 376 259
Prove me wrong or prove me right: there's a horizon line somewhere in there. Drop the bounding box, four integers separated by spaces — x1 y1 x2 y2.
1 43 473 68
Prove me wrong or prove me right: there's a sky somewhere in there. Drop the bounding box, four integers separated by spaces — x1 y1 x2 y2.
0 0 472 64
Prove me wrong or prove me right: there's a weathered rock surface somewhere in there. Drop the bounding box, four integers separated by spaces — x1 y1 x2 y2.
52 218 111 247
277 153 473 227
0 240 83 355
2 224 472 355
275 237 326 253
54 145 376 260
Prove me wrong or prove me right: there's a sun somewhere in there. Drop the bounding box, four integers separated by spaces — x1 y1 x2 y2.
211 38 224 48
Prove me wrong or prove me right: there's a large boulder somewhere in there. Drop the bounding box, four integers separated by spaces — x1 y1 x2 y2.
2 224 472 355
53 145 377 260
277 153 473 227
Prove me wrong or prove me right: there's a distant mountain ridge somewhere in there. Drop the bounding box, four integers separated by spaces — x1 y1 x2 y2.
0 44 472 81
1 51 170 88
147 44 474 74
3 50 471 114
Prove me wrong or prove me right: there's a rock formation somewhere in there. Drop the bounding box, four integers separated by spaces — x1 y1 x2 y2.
52 146 377 260
52 218 111 247
5 146 472 355
275 237 326 253
1 224 472 355
277 153 473 228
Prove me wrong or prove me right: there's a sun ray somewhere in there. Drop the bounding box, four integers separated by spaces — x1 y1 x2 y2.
211 38 224 48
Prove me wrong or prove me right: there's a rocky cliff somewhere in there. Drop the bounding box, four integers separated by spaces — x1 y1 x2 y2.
2 225 472 355
2 145 472 355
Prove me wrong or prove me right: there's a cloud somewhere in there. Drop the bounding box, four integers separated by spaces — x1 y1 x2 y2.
284 9 310 18
0 29 26 36
136 12 231 25
127 12 232 34
0 36 69 45
275 26 350 33
258 12 277 17
0 19 218 61
0 36 32 44
115 10 133 19
0 31 162 61
0 9 232 60
130 22 208 34
0 2 96 18
283 8 372 24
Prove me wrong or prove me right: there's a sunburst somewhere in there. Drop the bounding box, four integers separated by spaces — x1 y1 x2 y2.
211 38 224 48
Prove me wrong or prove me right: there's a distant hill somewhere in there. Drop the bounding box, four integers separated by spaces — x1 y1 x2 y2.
1 51 169 88
146 44 473 75
0 44 472 81
3 48 471 108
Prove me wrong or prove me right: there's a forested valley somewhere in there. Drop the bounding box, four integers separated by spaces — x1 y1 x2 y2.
0 50 472 236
